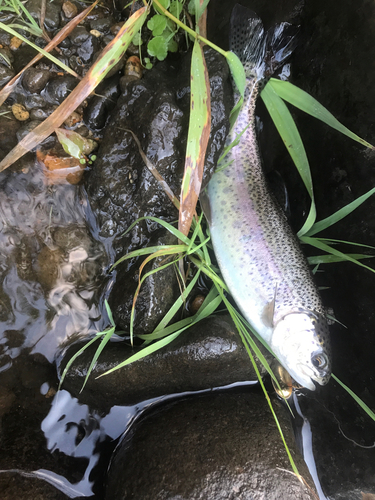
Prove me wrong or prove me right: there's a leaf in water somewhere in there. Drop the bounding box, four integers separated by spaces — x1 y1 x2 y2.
0 6 148 172
36 149 85 185
55 128 86 159
269 78 375 150
261 82 316 236
179 39 211 236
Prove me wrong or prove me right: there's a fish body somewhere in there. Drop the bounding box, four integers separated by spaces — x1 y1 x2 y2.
201 5 331 390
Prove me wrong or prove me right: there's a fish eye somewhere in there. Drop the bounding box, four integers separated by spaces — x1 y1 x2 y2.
311 354 327 369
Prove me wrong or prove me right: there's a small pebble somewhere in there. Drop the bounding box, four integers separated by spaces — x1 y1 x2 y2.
22 68 50 93
64 111 82 127
90 29 102 38
9 36 22 50
190 295 205 314
62 0 78 18
124 56 143 79
12 103 29 121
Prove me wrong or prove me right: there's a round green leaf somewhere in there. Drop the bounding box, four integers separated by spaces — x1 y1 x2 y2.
170 0 183 18
147 36 168 61
168 38 178 52
154 0 170 14
147 14 167 36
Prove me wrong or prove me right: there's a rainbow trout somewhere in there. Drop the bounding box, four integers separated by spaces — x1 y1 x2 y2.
201 5 331 390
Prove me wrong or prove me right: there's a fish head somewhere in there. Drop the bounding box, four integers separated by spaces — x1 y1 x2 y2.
271 312 331 391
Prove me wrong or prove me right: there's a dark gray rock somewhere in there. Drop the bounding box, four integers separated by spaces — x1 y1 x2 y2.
16 120 42 142
83 74 120 130
0 113 20 153
106 390 317 500
59 315 273 410
77 34 99 64
84 47 232 259
90 17 114 34
26 0 61 30
0 64 14 87
109 230 180 333
69 25 90 46
24 94 47 110
22 68 50 93
42 75 78 105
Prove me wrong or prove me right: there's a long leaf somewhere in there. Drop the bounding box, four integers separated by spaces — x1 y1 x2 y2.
332 374 375 422
0 6 148 172
261 82 316 236
305 187 375 236
269 79 375 150
301 236 375 274
179 39 211 236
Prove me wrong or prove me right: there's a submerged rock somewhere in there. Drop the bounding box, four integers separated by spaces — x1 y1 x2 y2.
59 315 273 410
106 390 317 500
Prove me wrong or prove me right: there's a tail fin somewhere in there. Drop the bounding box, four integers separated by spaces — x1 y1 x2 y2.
229 4 298 80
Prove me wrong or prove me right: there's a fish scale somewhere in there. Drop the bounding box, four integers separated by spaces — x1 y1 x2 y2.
201 5 331 390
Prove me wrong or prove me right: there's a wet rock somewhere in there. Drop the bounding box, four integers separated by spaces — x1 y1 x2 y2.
29 108 51 120
42 75 78 105
62 0 78 19
59 315 273 409
0 64 15 87
26 0 61 30
0 114 20 153
22 68 50 93
110 230 180 332
77 34 99 64
24 94 47 110
16 120 41 142
84 47 232 259
90 16 114 34
84 74 120 130
106 390 317 500
69 25 90 45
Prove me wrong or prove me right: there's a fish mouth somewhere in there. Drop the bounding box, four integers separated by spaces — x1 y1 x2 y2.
293 364 316 391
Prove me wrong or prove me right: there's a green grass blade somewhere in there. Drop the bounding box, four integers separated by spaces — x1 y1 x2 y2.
152 269 202 333
122 216 191 245
261 82 316 236
301 236 375 274
0 22 76 76
305 187 375 236
59 334 103 389
269 79 375 150
104 299 116 327
317 238 375 251
112 244 187 269
308 253 373 265
97 331 182 377
80 326 116 392
332 373 375 422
